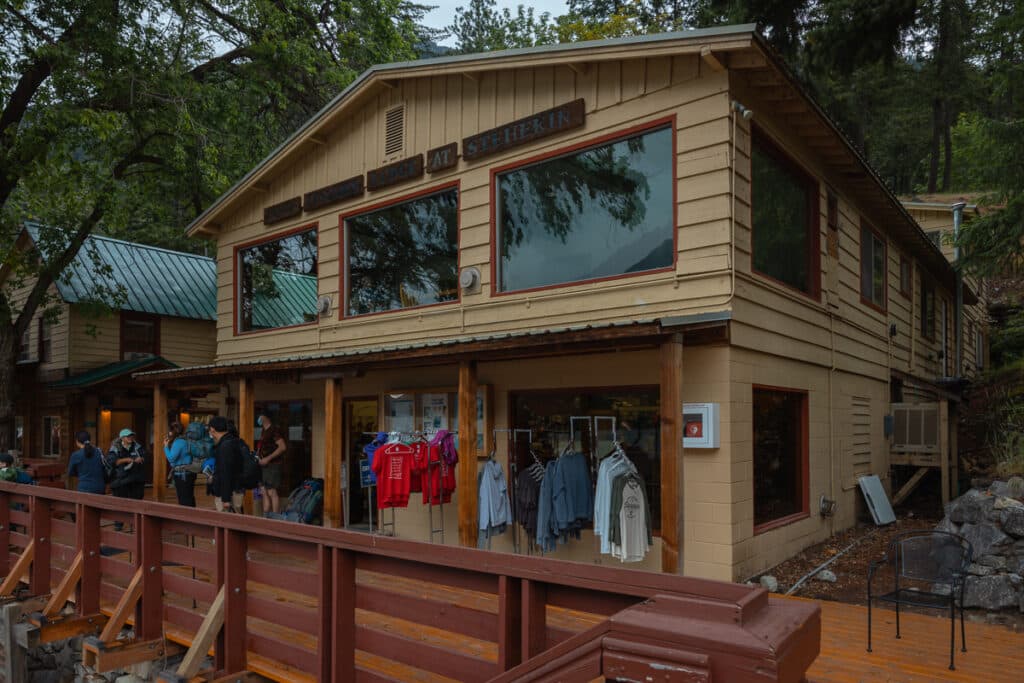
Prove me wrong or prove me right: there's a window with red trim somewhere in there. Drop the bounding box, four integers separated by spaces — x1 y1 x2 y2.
344 188 458 316
753 387 808 528
860 223 886 310
38 317 52 363
899 256 912 298
495 125 674 293
751 133 819 297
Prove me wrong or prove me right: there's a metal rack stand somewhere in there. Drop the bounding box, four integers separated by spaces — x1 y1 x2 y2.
492 428 531 553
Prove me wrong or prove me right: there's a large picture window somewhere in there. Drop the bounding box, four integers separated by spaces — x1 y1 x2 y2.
344 188 458 316
121 312 159 360
495 125 674 293
752 134 819 297
860 223 886 310
753 387 808 529
238 227 318 332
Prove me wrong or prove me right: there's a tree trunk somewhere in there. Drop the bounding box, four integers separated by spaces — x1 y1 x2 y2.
942 106 953 191
928 97 942 193
0 324 18 453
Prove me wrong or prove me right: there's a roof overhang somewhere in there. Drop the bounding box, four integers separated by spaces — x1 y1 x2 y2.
52 356 178 389
134 315 731 384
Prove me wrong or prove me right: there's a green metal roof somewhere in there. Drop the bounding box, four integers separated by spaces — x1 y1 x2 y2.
24 223 216 321
250 270 318 329
51 355 178 389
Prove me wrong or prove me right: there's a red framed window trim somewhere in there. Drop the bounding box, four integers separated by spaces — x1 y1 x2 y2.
750 127 822 302
339 180 462 321
752 384 810 536
232 221 320 337
859 221 888 314
898 254 913 299
120 310 161 359
488 115 678 298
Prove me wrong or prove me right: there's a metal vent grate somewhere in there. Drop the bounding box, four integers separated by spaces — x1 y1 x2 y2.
851 395 872 467
891 402 940 452
384 105 405 157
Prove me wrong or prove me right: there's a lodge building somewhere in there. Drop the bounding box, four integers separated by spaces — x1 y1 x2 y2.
136 25 987 582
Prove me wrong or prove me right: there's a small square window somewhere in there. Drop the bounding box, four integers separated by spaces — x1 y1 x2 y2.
860 224 886 310
899 256 912 298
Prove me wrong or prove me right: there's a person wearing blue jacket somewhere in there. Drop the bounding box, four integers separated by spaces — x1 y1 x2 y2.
163 421 196 507
67 430 107 494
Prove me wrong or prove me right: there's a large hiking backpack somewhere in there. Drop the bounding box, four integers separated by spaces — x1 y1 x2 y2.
184 423 214 463
279 478 324 524
238 438 262 489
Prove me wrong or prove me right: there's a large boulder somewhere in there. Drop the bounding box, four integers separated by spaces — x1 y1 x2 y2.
1001 506 1024 538
960 522 1011 559
948 489 995 524
963 575 1020 610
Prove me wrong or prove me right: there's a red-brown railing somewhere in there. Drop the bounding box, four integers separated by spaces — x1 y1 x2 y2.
0 483 819 682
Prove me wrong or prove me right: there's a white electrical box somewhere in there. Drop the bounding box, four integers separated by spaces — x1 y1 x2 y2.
682 402 720 449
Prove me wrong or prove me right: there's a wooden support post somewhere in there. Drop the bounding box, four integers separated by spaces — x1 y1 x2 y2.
660 333 683 574
323 378 344 527
213 527 226 673
222 528 247 673
77 504 100 616
96 568 143 643
238 378 254 514
329 548 356 680
137 514 162 640
0 499 10 577
29 497 50 595
153 384 168 502
0 540 34 597
950 402 959 500
498 575 522 671
939 400 950 508
173 586 225 680
521 579 546 662
891 467 930 507
40 551 82 617
458 360 478 547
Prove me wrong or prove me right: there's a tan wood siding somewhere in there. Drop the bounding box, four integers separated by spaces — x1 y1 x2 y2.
160 318 216 367
67 306 119 372
213 57 735 363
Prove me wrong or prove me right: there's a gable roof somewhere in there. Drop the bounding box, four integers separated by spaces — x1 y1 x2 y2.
23 223 216 321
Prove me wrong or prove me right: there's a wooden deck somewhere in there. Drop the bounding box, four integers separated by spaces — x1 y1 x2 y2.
803 597 1022 683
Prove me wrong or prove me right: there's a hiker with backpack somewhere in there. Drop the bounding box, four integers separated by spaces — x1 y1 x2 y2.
67 430 106 494
208 416 245 513
163 421 200 507
255 414 287 514
107 428 146 500
0 452 33 484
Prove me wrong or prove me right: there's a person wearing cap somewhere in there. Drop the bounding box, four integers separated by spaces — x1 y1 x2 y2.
208 416 244 513
67 430 107 494
107 427 146 500
255 414 287 514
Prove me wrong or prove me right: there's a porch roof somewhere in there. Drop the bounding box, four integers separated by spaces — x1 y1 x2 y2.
53 355 178 389
132 313 730 383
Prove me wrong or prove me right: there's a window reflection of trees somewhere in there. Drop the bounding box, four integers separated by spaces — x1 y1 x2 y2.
239 229 318 331
346 189 458 316
497 127 673 292
752 145 812 293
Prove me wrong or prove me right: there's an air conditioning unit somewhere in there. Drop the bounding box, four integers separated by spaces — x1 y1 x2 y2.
891 402 940 453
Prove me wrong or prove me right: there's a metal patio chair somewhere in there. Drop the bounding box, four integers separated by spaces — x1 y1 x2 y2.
867 530 973 670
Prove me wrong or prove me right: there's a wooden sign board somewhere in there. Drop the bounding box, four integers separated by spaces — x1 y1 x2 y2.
463 99 586 161
426 143 458 173
263 197 302 225
367 155 424 191
304 175 364 212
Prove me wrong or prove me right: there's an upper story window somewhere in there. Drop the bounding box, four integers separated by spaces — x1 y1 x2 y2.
344 187 459 316
238 227 318 333
17 328 30 363
860 223 886 311
121 312 160 360
38 317 52 363
899 256 912 298
495 124 674 293
751 132 820 298
920 278 936 340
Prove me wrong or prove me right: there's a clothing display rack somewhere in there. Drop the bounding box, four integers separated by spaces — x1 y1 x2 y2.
492 428 531 553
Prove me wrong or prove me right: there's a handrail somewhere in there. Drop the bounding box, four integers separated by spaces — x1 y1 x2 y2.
0 482 820 682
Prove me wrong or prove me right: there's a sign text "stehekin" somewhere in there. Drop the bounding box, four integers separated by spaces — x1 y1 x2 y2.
462 99 585 161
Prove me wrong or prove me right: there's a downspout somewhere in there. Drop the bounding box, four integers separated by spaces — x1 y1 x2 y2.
952 201 966 377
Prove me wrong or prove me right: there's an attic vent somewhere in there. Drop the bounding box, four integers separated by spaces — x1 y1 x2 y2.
384 105 405 157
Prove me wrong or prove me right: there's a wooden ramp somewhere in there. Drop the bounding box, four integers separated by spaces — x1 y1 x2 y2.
801 597 1022 683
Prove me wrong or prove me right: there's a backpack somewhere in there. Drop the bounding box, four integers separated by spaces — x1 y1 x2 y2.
184 423 214 463
280 478 324 524
238 438 262 489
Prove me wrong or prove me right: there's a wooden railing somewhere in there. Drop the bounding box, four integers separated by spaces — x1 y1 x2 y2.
0 483 820 682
